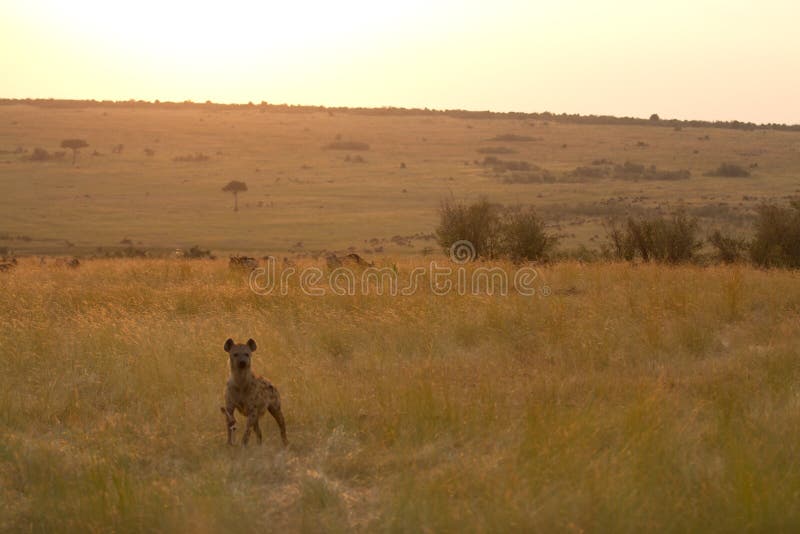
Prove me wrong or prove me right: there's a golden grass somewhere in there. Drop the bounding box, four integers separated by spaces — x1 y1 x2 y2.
1 258 799 531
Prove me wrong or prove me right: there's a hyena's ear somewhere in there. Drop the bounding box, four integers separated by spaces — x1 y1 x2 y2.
224 338 235 353
246 338 257 351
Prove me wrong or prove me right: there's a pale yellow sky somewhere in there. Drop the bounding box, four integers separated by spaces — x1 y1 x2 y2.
2 0 799 123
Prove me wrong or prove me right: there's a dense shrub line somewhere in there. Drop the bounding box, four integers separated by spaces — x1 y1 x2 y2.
5 98 798 132
437 198 800 268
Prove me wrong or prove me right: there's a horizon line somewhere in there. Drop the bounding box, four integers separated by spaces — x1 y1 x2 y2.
2 97 799 130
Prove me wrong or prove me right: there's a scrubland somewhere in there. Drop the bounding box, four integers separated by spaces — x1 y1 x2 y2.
1 103 799 257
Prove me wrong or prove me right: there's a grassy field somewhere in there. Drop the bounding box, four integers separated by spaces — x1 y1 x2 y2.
1 103 799 257
1 257 800 531
2 103 799 531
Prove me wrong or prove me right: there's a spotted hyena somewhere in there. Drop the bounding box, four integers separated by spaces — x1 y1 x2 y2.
220 338 288 447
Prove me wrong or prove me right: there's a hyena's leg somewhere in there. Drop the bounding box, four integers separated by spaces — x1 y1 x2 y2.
242 414 258 446
220 406 236 445
268 404 288 446
253 419 263 444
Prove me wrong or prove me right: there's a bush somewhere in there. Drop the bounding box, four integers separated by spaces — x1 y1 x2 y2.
481 157 531 172
708 230 749 264
436 199 556 261
487 134 537 142
29 147 51 161
613 161 690 181
173 152 210 162
436 198 501 259
501 170 556 184
499 206 556 262
606 211 702 264
480 157 556 183
570 165 609 179
476 146 517 154
707 163 750 178
323 141 370 151
749 201 800 268
185 245 213 259
27 148 65 162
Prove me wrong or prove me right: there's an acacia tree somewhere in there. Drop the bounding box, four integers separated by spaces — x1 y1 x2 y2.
60 139 89 166
222 180 248 212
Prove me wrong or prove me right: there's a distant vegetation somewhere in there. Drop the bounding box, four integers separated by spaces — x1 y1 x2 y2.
183 245 214 259
323 141 370 151
4 98 797 131
487 134 537 142
611 162 691 181
706 162 751 178
173 152 210 162
60 138 89 166
1 101 798 258
27 148 65 162
480 156 532 172
476 146 517 154
221 180 248 212
570 161 691 181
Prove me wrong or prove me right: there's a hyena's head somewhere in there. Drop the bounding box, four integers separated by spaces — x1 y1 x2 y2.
224 338 257 373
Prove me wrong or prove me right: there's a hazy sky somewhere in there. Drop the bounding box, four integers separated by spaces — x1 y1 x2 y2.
2 0 799 123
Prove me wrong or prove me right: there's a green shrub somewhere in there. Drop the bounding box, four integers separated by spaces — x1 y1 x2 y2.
708 231 749 264
481 156 531 172
570 165 609 179
499 206 557 262
487 134 536 142
185 245 213 259
606 211 702 264
707 163 750 177
436 199 556 261
173 152 210 162
28 148 64 162
476 147 517 154
501 169 556 184
436 198 502 259
750 201 800 268
323 141 370 151
613 161 690 181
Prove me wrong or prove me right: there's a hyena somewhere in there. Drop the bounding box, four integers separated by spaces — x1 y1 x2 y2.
220 338 288 447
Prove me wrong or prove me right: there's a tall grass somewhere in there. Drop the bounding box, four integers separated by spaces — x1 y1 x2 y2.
1 258 799 531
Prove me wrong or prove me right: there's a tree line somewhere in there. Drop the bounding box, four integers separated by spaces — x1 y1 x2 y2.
2 98 798 133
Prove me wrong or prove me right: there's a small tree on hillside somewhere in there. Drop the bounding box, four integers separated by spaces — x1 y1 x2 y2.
222 180 248 212
60 139 89 166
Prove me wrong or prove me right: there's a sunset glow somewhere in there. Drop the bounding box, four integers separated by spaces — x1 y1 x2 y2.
3 0 800 122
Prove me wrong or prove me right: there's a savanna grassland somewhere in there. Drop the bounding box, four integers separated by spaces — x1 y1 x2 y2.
1 258 800 532
1 102 799 257
2 103 800 532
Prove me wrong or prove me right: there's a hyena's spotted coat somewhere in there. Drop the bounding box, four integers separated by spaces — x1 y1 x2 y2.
220 338 288 447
